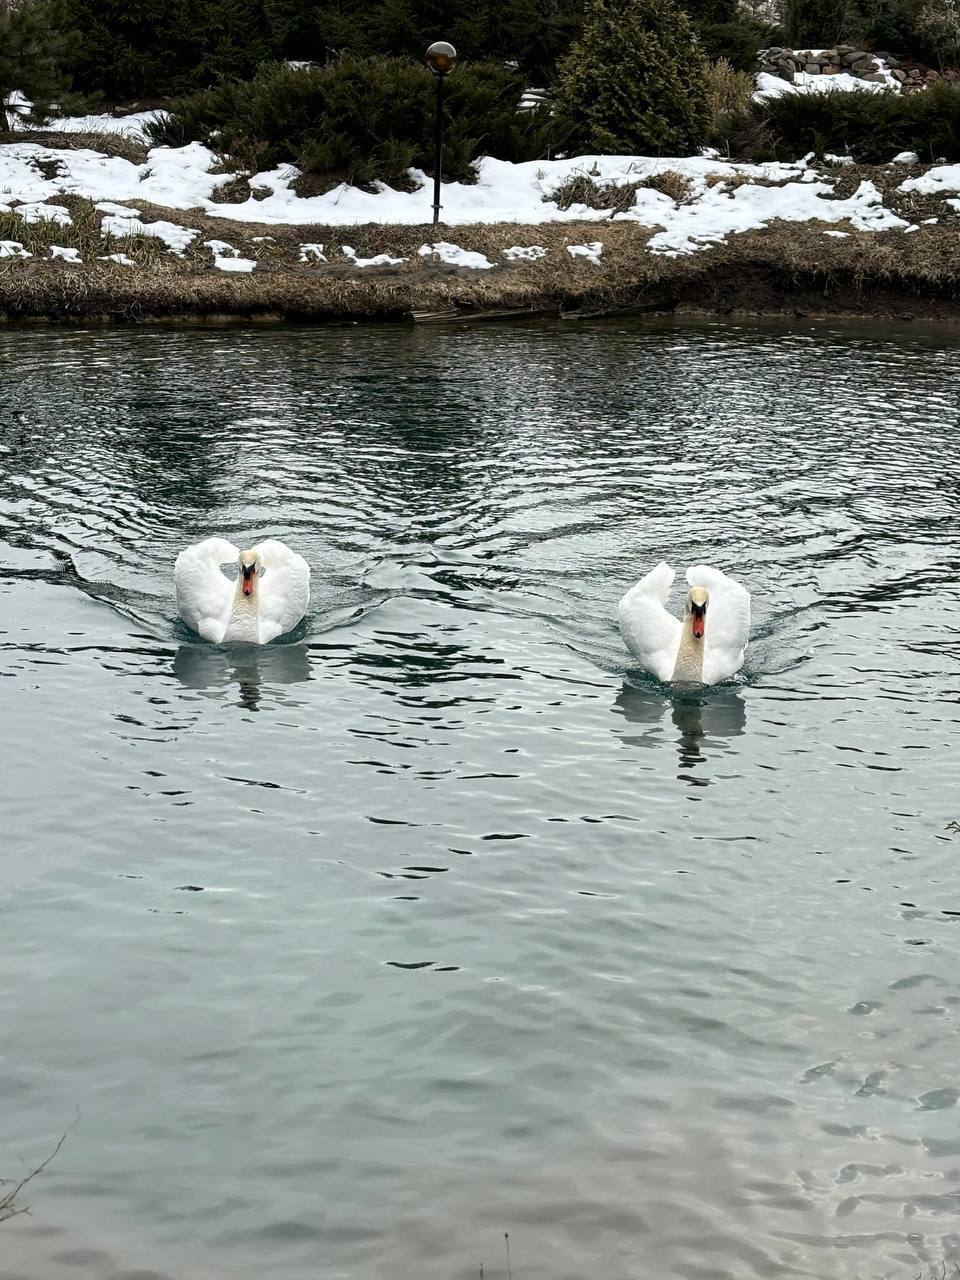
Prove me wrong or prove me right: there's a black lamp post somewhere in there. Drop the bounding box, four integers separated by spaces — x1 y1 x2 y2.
425 40 457 226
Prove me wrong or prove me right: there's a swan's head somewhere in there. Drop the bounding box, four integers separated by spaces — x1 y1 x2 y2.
238 549 262 597
686 586 709 639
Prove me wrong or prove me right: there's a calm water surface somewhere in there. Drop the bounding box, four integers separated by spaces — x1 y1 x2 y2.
1 320 959 1280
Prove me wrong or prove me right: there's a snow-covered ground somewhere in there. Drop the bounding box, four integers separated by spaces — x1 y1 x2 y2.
3 91 163 139
0 66 952 267
0 140 928 258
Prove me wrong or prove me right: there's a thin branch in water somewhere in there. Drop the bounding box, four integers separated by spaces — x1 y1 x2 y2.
0 1129 71 1224
505 1231 513 1280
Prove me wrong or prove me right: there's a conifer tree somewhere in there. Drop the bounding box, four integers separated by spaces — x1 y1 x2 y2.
0 0 75 124
554 0 710 155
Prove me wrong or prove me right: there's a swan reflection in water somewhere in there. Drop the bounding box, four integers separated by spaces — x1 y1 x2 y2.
612 677 746 779
172 639 312 711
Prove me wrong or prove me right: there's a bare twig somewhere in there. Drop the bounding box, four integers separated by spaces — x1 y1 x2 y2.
0 1129 71 1224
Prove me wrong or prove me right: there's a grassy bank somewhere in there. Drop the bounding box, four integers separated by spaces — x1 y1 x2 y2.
3 214 960 324
3 142 960 324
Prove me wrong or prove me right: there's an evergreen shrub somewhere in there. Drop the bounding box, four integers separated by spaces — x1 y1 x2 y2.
63 0 277 98
0 0 77 121
739 80 960 162
553 0 711 155
147 58 554 185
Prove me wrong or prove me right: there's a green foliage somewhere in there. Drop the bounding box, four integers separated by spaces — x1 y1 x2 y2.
147 58 553 186
914 1 960 67
680 0 737 22
0 0 77 118
699 17 781 69
553 0 710 155
63 0 277 98
782 0 853 43
783 0 960 66
743 81 960 162
263 0 585 84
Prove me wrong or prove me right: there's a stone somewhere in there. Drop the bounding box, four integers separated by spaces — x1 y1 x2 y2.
804 62 821 72
822 64 839 74
891 68 907 82
927 68 940 79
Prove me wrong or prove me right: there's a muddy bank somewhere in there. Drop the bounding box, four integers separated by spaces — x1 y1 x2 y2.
2 218 960 325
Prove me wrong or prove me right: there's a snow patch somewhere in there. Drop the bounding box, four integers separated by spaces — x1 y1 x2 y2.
567 241 603 265
418 242 495 269
13 201 71 225
213 256 256 273
94 201 141 218
341 245 407 267
891 150 920 165
900 163 960 195
99 253 135 266
503 245 548 261
0 240 31 258
24 108 165 141
101 213 199 254
299 243 326 261
204 239 240 257
50 244 82 262
647 177 906 255
754 58 900 103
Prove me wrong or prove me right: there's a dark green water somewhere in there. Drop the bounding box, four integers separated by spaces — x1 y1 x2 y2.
1 321 959 1280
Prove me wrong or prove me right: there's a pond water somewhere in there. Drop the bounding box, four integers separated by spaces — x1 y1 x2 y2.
1 319 959 1280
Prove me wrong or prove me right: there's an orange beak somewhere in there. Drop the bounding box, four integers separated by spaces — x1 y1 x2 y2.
692 607 705 639
241 565 256 596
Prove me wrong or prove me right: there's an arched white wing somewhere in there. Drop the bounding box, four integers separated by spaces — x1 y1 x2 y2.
617 561 682 682
174 537 239 643
686 564 750 684
253 539 310 643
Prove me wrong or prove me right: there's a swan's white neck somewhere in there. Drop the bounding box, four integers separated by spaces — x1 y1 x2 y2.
672 617 704 682
226 579 260 643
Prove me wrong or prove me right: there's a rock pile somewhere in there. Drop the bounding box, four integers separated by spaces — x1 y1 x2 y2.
759 47 959 89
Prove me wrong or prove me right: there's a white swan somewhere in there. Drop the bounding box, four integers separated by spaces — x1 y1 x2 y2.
618 562 750 685
175 537 310 644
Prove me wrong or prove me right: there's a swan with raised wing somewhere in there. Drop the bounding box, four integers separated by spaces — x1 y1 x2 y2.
175 537 310 644
618 562 750 685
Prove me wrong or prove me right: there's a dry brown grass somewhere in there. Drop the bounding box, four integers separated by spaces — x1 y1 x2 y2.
549 168 695 215
549 172 645 215
0 200 960 324
705 58 756 136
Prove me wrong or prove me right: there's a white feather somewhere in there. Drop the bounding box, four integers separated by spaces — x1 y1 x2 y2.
251 539 311 644
685 564 750 685
617 561 682 682
174 537 239 643
175 536 310 644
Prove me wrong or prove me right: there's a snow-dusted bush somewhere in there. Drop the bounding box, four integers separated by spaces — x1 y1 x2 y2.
553 0 711 155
